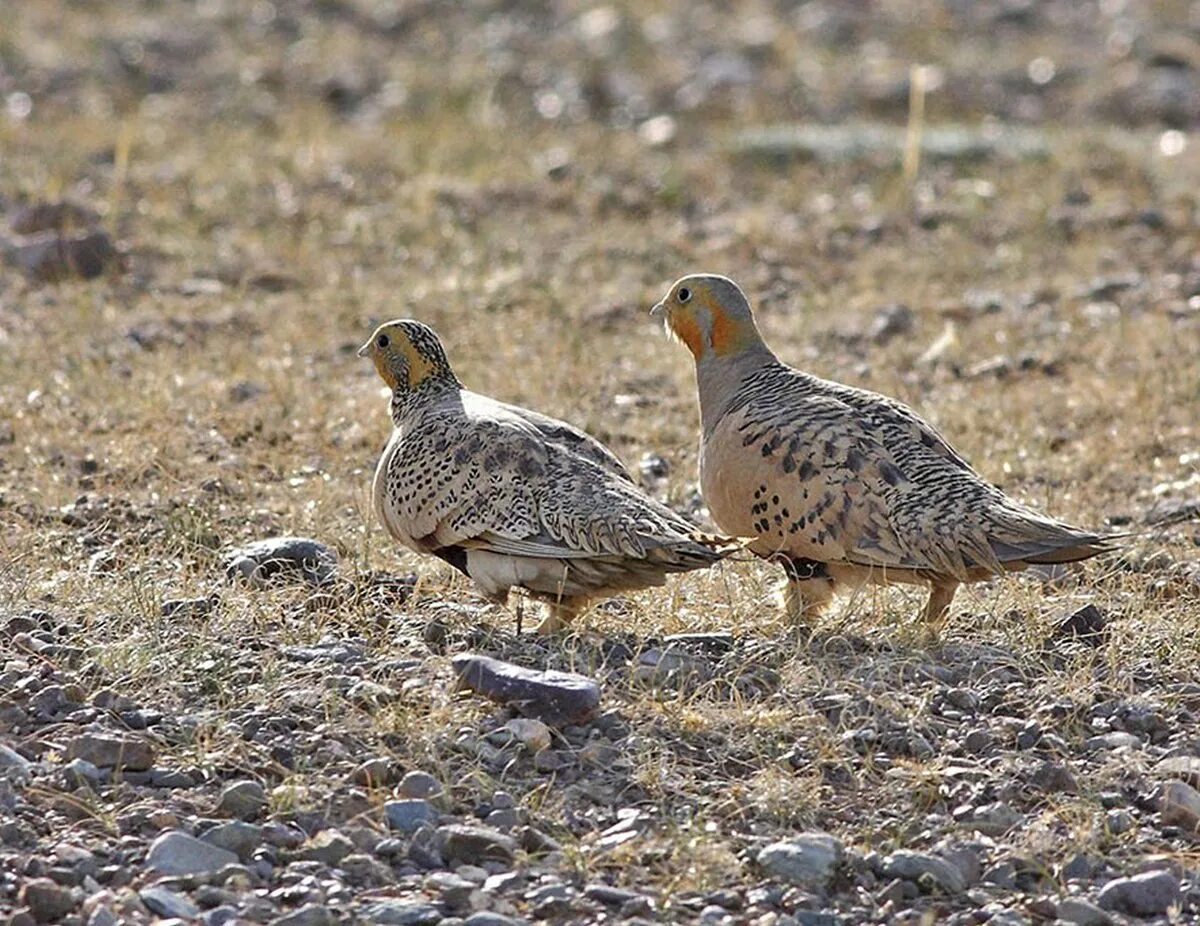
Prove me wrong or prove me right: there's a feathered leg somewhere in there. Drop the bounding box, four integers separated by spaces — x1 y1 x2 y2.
777 557 835 625
922 580 958 631
535 596 589 634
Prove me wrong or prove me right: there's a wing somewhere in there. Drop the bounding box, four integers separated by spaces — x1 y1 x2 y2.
713 371 1101 582
463 391 633 481
380 407 728 571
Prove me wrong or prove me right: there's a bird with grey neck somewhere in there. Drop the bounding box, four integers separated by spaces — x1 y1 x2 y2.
652 273 1115 631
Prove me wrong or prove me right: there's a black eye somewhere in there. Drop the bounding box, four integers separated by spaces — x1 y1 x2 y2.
377 334 390 348
678 287 692 303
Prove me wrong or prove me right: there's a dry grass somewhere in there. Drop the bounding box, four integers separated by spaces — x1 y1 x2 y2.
2 0 1199 916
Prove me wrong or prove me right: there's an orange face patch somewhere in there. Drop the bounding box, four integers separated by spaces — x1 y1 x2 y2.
670 312 706 358
709 303 742 356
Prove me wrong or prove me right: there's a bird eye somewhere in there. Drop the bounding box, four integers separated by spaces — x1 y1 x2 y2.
678 287 692 303
377 334 390 348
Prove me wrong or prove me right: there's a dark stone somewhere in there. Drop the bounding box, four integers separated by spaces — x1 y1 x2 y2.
451 654 601 725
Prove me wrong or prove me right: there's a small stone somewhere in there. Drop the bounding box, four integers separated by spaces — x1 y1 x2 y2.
146 830 239 876
351 758 394 787
1057 898 1113 925
0 743 32 775
1046 604 1107 646
66 732 154 771
360 900 442 925
439 824 517 865
224 536 338 587
867 303 914 345
1033 760 1078 794
463 914 528 926
1097 869 1179 916
385 799 436 834
161 595 217 619
298 829 353 866
347 679 399 706
268 906 335 926
201 821 263 859
19 878 76 922
505 718 552 752
1160 780 1200 831
451 654 601 725
1105 809 1135 834
757 833 843 888
1156 755 1200 788
883 851 968 894
139 886 199 919
341 852 394 886
429 871 478 910
1085 732 1142 751
584 883 643 906
398 770 443 800
217 779 267 819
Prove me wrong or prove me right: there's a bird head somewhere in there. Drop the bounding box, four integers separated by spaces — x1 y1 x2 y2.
358 319 459 392
651 274 764 362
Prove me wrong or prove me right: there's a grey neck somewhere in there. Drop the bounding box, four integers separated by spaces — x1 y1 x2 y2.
694 345 776 435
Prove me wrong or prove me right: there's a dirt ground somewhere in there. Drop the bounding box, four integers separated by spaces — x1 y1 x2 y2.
2 1 1200 924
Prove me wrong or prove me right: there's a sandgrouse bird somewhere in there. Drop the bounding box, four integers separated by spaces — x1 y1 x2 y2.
359 319 740 633
652 274 1113 629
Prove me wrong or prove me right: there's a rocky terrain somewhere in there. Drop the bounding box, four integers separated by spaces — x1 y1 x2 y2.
2 1 1200 924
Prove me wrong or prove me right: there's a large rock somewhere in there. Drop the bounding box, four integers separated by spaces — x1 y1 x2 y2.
224 537 338 587
1097 869 1179 916
883 851 968 894
757 833 843 888
66 732 155 771
451 654 601 724
146 830 239 876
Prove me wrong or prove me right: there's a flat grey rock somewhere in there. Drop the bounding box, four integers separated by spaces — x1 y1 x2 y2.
1097 869 1179 916
451 654 601 724
882 850 968 894
146 830 239 876
757 833 843 888
140 885 200 919
224 536 338 587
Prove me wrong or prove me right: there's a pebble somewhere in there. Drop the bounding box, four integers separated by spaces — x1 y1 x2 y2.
139 885 199 919
1085 732 1142 751
463 914 529 926
19 877 77 922
1105 809 1135 834
224 536 339 586
268 906 335 926
1160 780 1200 831
146 830 239 876
882 851 968 894
1057 898 1113 925
360 900 442 924
757 833 843 888
385 799 437 834
350 757 393 787
505 717 552 752
439 824 517 865
65 732 155 771
398 770 444 800
1096 869 1179 916
217 779 268 819
0 743 32 775
1155 755 1200 787
201 821 264 859
297 829 353 866
451 654 602 724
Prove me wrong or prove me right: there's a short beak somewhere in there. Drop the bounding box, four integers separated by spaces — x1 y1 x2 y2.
649 302 666 319
357 340 372 358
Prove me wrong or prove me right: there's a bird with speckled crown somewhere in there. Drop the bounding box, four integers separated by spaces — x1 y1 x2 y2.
359 318 742 633
651 273 1116 630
